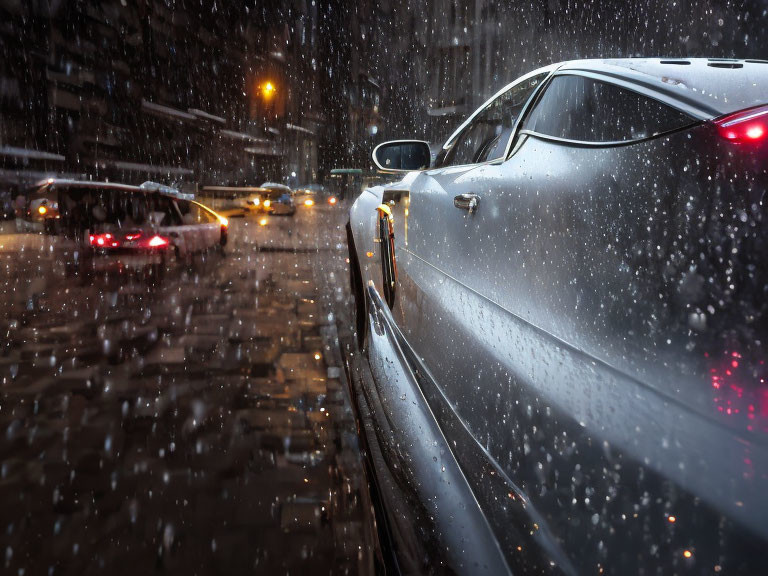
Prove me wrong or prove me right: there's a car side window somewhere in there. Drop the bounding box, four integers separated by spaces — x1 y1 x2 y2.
178 200 217 225
521 74 693 143
147 194 182 226
196 203 218 224
442 73 547 166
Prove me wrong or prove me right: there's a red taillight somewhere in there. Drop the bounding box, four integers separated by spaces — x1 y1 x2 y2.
89 231 168 249
89 233 120 248
714 104 768 144
146 235 169 248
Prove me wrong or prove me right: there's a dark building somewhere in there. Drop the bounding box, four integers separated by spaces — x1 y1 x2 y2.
0 0 328 190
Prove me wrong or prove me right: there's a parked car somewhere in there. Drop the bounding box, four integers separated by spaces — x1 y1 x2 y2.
17 181 61 232
295 183 320 206
32 179 227 272
257 182 296 215
347 58 768 575
295 183 323 196
260 182 293 195
295 184 339 207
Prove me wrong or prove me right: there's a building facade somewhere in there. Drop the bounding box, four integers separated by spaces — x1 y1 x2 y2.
0 0 327 190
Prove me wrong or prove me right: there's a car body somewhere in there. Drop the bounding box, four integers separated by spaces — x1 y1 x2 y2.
347 58 768 575
296 184 340 207
258 182 296 215
295 183 326 198
31 179 227 271
295 183 322 195
226 186 272 213
195 185 268 218
18 183 62 232
295 183 321 207
259 182 293 196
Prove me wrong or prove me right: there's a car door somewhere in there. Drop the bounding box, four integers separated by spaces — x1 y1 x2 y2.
178 199 221 250
390 68 551 330
390 70 551 390
380 70 589 571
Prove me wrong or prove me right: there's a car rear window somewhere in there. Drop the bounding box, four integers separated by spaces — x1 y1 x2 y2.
522 74 694 143
56 187 180 232
600 59 768 116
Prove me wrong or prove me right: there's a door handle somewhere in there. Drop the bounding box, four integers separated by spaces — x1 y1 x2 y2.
454 193 480 214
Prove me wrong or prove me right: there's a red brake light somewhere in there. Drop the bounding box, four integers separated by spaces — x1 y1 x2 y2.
714 104 768 143
89 232 168 249
146 235 169 248
89 233 120 248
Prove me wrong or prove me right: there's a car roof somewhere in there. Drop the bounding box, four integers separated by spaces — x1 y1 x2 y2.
201 186 269 193
260 182 291 189
38 179 141 193
556 58 768 118
37 179 192 200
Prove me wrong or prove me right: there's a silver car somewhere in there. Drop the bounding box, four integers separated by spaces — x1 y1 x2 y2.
347 59 768 574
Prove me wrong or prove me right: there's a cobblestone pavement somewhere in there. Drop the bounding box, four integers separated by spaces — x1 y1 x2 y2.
0 205 378 575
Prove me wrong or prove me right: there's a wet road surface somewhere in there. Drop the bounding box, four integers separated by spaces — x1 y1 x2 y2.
0 205 378 575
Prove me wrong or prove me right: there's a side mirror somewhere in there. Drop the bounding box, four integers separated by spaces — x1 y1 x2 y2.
372 140 431 173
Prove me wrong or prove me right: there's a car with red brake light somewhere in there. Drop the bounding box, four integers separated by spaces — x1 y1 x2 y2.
33 179 228 272
259 182 296 215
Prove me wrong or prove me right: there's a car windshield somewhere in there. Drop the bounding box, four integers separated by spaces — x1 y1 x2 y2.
260 188 286 199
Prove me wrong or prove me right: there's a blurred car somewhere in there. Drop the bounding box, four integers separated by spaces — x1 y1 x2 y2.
348 58 768 575
238 187 269 212
295 183 323 195
259 181 293 195
257 182 296 215
195 186 271 218
33 179 227 271
19 182 61 232
212 186 271 215
295 183 319 207
296 184 339 207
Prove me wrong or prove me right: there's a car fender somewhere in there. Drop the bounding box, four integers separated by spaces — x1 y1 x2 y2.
349 186 385 297
350 171 423 302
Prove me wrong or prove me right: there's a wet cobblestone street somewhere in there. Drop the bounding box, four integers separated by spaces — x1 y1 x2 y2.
0 206 377 575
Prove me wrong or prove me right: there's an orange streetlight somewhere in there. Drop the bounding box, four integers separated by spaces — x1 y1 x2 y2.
261 81 276 100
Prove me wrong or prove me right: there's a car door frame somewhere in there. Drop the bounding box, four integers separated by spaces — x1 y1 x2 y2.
433 64 559 170
390 65 559 326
